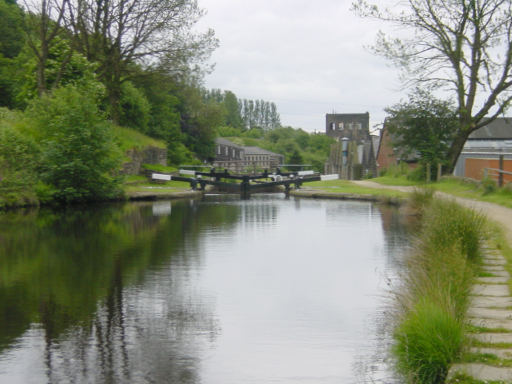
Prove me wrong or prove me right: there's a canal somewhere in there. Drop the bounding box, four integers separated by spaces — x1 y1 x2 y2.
0 195 410 383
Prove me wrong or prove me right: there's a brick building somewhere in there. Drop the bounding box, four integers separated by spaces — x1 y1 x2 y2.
453 118 512 183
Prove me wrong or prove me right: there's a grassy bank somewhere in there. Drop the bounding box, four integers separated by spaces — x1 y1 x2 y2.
303 179 407 199
371 175 512 209
393 190 486 383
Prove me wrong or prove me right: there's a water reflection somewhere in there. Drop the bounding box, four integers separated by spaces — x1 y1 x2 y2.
0 195 410 383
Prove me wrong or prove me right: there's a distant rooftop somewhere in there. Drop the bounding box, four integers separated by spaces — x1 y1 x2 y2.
243 146 282 156
215 137 244 149
469 118 512 139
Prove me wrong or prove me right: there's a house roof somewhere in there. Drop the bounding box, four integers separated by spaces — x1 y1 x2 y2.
215 137 244 149
469 118 512 139
243 146 283 157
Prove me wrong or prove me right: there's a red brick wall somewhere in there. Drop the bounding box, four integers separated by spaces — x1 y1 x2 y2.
376 129 397 172
465 158 512 183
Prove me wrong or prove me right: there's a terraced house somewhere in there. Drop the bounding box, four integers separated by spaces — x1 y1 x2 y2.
213 138 284 173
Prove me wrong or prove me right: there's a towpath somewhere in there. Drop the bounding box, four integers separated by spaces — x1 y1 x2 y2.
352 180 512 244
352 180 512 382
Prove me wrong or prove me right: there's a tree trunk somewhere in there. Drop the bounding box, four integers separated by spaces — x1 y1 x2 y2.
446 129 471 174
108 84 121 125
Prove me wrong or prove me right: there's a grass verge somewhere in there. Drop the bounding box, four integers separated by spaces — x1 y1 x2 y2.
393 196 486 383
304 179 407 198
112 125 166 151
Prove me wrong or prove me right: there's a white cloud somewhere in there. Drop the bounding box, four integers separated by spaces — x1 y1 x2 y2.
196 0 404 132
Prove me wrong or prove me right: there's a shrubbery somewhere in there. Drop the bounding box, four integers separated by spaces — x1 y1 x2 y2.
0 86 124 206
28 86 123 202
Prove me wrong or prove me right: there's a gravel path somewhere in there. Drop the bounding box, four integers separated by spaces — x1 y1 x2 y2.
352 180 512 245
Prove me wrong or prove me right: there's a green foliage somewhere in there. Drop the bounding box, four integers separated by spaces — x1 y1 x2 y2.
420 200 485 262
222 127 335 172
167 140 200 166
393 199 486 383
223 90 243 129
27 86 123 202
481 176 497 195
243 127 265 139
217 125 242 137
15 38 104 106
380 163 410 178
111 125 166 152
119 81 150 132
385 89 458 169
408 188 434 215
0 109 40 188
407 164 428 182
141 163 178 173
394 299 465 384
0 0 24 107
0 0 23 59
288 149 303 165
179 86 223 160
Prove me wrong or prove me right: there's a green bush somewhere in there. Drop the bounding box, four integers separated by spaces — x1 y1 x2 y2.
0 123 40 188
407 164 427 182
480 177 497 195
394 299 465 384
384 163 410 178
217 125 241 137
119 81 150 132
27 86 123 203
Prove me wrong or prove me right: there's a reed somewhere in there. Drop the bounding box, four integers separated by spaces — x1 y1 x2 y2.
393 198 486 383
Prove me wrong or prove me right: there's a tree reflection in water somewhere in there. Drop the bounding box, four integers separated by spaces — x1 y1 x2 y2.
0 199 239 383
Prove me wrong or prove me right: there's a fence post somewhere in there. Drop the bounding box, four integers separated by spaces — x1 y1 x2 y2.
426 162 431 183
499 154 504 188
437 163 442 181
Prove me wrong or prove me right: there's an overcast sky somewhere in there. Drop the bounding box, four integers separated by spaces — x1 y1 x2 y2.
196 0 405 133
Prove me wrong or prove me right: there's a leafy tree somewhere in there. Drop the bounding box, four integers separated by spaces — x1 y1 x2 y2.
239 98 281 130
223 90 243 129
179 85 223 161
27 85 122 202
354 0 512 172
0 0 25 107
385 90 459 170
21 0 68 97
0 0 24 59
288 149 303 165
14 37 102 106
119 81 150 132
65 0 218 124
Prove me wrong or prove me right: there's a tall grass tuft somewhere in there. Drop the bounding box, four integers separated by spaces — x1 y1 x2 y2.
393 198 486 383
419 200 486 263
394 298 465 384
408 188 435 216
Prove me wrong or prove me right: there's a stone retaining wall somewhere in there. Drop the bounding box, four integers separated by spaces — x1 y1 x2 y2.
122 146 167 175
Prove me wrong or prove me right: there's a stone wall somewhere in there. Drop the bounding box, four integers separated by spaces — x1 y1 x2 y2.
122 146 168 175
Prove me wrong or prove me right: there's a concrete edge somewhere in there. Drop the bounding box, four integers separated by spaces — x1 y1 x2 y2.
289 190 405 206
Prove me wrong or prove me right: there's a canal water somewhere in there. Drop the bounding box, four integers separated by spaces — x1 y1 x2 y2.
0 195 410 383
